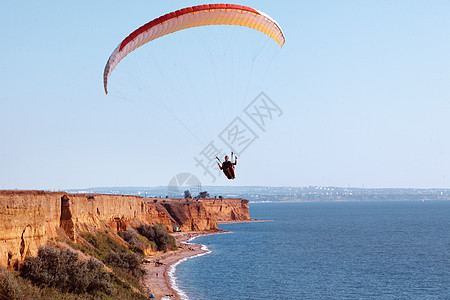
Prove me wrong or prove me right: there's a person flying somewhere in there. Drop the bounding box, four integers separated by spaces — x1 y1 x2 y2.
217 153 237 180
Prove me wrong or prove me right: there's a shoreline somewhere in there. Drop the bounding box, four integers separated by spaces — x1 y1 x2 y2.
141 220 260 299
218 218 270 224
141 219 260 300
141 231 222 300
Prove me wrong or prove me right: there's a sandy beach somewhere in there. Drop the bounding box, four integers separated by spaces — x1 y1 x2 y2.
141 231 219 300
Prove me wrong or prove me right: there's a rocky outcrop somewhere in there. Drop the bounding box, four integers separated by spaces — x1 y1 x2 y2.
0 190 251 268
156 200 217 231
0 191 62 269
201 198 251 222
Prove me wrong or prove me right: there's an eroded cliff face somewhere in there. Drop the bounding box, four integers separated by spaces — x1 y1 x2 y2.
156 201 217 231
0 191 62 269
201 198 251 222
0 190 251 267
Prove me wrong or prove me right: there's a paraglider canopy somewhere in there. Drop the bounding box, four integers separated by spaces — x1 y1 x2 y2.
103 3 285 94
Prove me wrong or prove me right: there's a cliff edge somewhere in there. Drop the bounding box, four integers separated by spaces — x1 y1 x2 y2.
0 190 251 268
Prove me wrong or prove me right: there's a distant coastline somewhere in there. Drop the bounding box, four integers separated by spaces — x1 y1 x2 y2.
65 186 450 203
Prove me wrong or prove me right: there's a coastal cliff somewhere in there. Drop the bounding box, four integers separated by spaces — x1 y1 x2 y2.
0 190 251 268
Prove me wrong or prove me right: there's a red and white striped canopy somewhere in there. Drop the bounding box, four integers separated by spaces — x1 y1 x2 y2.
103 4 285 94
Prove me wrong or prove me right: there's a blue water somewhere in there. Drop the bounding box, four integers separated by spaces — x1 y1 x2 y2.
176 201 450 299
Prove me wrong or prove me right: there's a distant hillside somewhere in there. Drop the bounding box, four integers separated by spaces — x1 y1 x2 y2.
64 186 450 202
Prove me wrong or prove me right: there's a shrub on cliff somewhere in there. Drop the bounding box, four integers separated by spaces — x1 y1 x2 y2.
197 191 210 199
81 231 129 261
105 251 144 278
19 246 113 295
137 224 177 252
77 231 145 282
120 228 140 246
118 228 148 254
0 266 23 300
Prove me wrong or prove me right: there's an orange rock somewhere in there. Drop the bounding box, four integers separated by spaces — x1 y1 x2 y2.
0 190 251 268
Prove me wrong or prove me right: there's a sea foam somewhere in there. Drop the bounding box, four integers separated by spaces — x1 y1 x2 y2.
168 236 212 300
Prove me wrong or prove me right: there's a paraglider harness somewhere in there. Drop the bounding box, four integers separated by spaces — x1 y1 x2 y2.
216 152 237 180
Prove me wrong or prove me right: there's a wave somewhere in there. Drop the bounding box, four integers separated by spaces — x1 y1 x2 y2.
168 236 212 300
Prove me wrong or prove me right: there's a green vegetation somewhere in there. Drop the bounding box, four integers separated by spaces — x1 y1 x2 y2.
2 243 145 299
0 266 23 300
1 270 147 300
72 231 145 282
20 246 112 295
184 190 192 199
118 228 156 254
1 225 178 299
78 231 129 261
40 230 148 299
136 224 177 252
197 191 210 199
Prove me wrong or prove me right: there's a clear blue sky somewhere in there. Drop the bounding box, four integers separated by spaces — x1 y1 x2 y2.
1 1 449 190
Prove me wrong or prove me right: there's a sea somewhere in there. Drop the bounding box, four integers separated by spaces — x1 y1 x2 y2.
172 201 450 299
